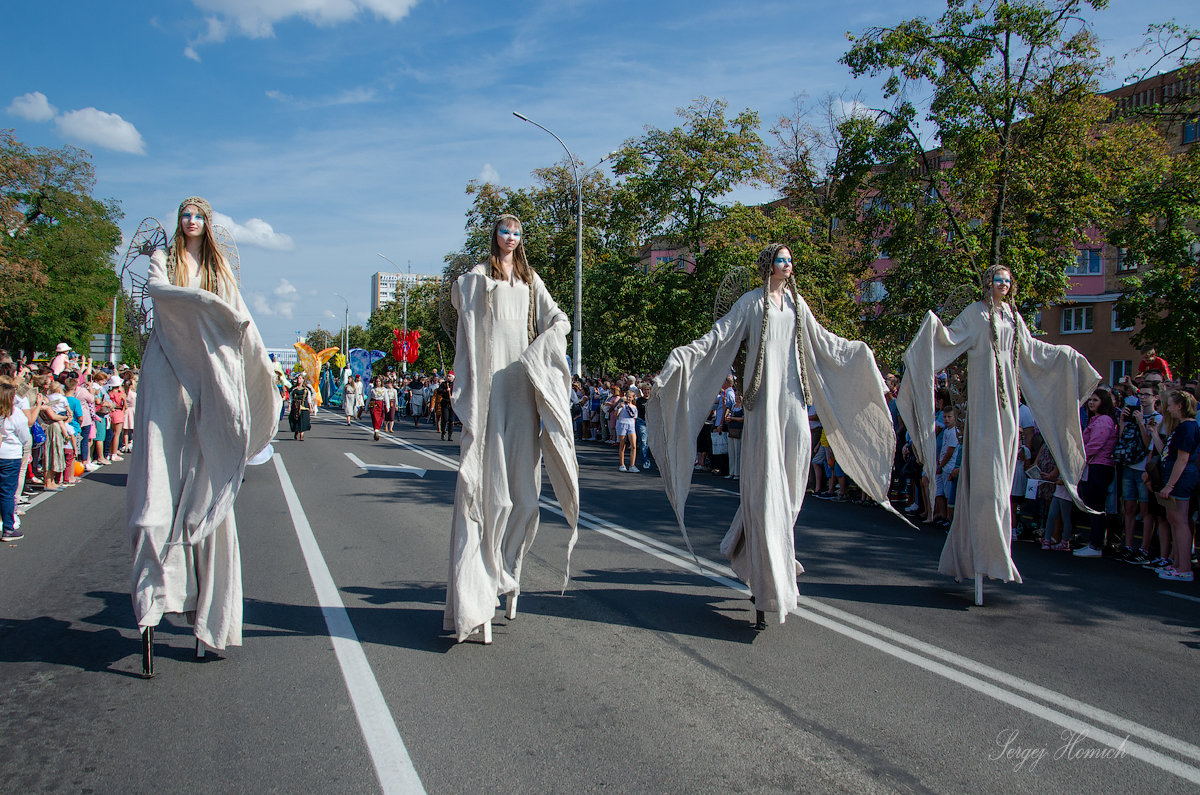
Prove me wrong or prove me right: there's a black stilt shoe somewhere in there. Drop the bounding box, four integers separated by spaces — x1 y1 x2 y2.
141 628 154 678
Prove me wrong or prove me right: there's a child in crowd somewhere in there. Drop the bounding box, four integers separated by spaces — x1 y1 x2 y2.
933 406 959 527
1040 448 1073 551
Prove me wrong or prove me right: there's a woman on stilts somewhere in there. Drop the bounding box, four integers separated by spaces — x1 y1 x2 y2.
444 214 579 644
896 265 1099 603
127 197 280 676
651 243 904 629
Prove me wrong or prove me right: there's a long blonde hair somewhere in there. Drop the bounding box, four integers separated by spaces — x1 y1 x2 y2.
486 213 537 344
488 214 533 285
743 243 811 411
0 376 15 418
168 196 235 296
982 264 1020 410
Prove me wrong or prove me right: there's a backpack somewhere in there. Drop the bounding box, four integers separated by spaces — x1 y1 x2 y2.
1113 417 1148 467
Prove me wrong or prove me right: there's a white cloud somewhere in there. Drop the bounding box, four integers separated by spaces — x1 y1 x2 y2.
250 277 299 318
186 0 419 56
834 98 875 121
478 163 500 184
212 211 295 250
54 108 146 154
184 16 228 61
265 86 378 109
7 91 57 122
323 309 337 319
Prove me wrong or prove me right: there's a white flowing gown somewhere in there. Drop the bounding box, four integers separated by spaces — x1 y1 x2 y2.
896 302 1100 583
444 265 580 641
651 289 903 623
127 250 280 649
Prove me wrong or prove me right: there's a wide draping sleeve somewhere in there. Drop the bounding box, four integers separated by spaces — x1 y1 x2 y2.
649 293 753 559
129 250 280 548
127 251 280 645
1016 314 1100 512
896 309 976 504
449 270 490 528
520 273 580 586
800 297 909 525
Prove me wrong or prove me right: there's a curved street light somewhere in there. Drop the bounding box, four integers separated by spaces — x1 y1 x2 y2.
332 292 349 359
513 111 617 377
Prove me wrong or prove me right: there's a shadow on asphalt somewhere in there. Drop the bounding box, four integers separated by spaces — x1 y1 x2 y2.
82 471 127 488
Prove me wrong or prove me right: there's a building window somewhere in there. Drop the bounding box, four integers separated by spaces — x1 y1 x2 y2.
861 280 888 302
1065 249 1102 276
1111 360 1134 384
1184 116 1199 145
1112 306 1135 332
1115 247 1141 272
1061 306 1093 334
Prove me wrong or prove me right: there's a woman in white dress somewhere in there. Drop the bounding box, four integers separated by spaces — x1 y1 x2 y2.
126 197 280 676
651 243 903 629
444 215 579 643
896 265 1100 599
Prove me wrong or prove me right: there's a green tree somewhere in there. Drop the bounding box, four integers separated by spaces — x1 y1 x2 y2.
1111 25 1200 379
0 130 123 357
612 97 772 252
836 0 1162 363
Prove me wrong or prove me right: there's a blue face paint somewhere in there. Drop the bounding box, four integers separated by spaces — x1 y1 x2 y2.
774 256 793 265
181 213 205 224
498 227 522 238
993 277 1011 285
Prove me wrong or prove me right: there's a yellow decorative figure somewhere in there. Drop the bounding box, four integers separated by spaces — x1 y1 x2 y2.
293 343 338 405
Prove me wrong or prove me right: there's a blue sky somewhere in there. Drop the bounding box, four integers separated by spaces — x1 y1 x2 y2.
2 0 1192 347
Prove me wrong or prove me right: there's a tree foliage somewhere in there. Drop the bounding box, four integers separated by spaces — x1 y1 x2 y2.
1111 24 1200 379
613 97 773 252
1 130 123 357
834 0 1168 364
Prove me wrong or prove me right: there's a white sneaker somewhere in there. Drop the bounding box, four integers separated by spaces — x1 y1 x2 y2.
619 465 628 472
85 462 100 472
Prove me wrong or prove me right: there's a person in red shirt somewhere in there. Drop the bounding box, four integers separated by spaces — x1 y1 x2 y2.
1137 348 1173 382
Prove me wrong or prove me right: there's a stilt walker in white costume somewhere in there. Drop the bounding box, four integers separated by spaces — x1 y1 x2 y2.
443 214 579 644
896 264 1100 605
650 243 905 629
126 197 280 676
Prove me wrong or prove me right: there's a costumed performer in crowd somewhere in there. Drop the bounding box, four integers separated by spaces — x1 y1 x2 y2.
896 265 1099 601
288 374 314 441
127 197 281 676
650 243 904 630
444 214 579 644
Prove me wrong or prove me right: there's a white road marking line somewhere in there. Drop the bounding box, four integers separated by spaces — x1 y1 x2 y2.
272 454 426 795
539 498 1200 783
1159 591 1200 605
317 420 1200 781
344 452 427 478
317 415 459 469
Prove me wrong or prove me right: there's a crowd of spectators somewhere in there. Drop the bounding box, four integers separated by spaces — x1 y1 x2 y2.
885 354 1198 583
358 358 1195 586
0 345 138 541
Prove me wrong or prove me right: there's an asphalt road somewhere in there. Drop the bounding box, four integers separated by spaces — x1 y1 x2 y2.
2 411 1198 794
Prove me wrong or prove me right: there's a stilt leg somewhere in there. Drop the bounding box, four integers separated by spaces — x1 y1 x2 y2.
506 593 517 621
141 628 154 679
974 576 984 606
481 620 492 645
196 638 205 659
753 610 767 631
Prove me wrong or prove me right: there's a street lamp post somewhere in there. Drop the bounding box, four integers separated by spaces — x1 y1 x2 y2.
513 111 616 378
377 253 410 374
